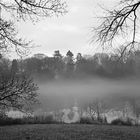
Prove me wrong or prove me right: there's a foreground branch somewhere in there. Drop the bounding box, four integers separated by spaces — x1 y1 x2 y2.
94 0 140 53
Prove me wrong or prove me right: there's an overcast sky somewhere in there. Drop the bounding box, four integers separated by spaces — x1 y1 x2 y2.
17 0 117 58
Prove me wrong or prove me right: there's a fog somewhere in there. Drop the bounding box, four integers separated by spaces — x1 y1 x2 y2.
37 77 140 112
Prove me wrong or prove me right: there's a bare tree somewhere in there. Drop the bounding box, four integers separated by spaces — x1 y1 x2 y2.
94 0 140 55
0 73 38 112
0 0 67 55
0 0 67 113
86 99 103 121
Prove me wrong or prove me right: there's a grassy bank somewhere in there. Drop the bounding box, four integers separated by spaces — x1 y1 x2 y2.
0 124 140 140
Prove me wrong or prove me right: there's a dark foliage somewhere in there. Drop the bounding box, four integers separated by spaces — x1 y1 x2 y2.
111 118 134 126
0 57 39 112
16 49 140 80
79 117 107 125
0 115 58 126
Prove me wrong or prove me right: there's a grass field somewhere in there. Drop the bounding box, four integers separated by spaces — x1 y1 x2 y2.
0 124 140 140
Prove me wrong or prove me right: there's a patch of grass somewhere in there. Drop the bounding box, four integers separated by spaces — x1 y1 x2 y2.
0 124 140 140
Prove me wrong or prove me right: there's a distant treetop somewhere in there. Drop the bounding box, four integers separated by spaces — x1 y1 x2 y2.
66 50 73 57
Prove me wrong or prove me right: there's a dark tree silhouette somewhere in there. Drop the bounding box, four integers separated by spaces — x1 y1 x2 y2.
11 59 18 76
66 50 73 57
54 50 62 59
94 0 140 55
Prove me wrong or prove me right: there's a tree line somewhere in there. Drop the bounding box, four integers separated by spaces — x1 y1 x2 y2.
3 49 140 80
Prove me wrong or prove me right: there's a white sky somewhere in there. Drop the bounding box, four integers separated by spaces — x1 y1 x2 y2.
16 0 117 58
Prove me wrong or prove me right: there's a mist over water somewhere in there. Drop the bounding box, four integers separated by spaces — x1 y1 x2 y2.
36 77 140 112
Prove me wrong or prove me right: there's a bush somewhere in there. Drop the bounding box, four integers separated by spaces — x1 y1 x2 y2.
32 115 56 124
79 117 107 124
0 114 58 126
0 117 24 125
80 117 93 124
111 118 133 126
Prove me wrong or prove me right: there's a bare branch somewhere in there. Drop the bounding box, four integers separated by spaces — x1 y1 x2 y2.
0 0 67 21
94 0 140 54
0 73 39 112
0 19 31 56
0 0 67 56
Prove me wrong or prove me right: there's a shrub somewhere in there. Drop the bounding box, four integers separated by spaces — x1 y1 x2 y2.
32 115 56 124
79 117 107 124
111 118 133 126
80 117 93 124
0 114 58 125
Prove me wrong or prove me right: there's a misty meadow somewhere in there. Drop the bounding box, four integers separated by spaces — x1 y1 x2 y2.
1 51 140 125
1 0 140 140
